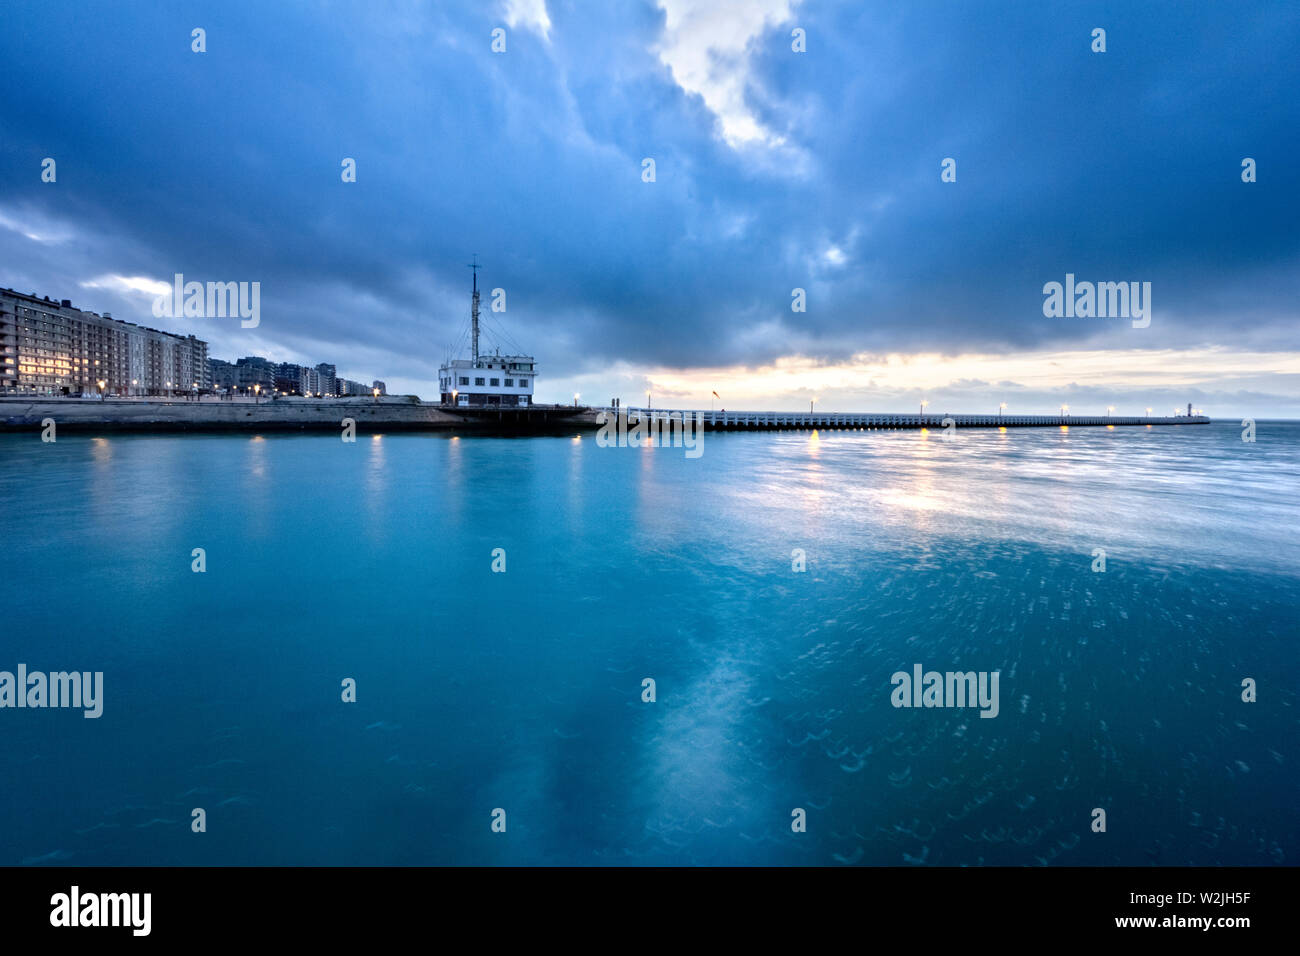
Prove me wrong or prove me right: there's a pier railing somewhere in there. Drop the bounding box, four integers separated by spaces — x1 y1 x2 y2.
605 409 1210 430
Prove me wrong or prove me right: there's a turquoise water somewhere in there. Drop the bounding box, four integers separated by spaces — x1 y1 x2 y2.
1 421 1296 865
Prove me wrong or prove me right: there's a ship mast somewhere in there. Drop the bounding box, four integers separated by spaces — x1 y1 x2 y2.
469 255 480 366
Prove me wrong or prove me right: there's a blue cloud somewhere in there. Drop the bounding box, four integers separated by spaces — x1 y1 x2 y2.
0 0 1295 397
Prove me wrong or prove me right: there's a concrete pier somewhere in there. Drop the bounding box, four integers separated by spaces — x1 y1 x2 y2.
586 408 1211 431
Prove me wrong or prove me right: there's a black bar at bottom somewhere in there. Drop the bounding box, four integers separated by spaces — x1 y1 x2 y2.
0 866 1284 942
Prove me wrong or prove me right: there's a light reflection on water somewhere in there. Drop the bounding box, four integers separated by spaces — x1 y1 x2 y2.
0 422 1295 866
732 422 1299 575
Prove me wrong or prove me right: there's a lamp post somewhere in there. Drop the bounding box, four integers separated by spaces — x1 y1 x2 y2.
1146 407 1152 418
1060 403 1069 421
373 387 379 403
451 389 458 407
999 401 1006 419
1107 405 1114 417
254 384 261 405
920 399 928 419
97 379 106 400
574 392 580 407
811 396 816 415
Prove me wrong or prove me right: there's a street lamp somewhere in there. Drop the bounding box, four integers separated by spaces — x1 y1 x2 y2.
811 396 817 414
574 392 580 407
1107 405 1114 417
999 401 1006 419
254 384 262 405
1146 407 1152 417
451 389 458 407
97 379 106 399
1060 403 1069 420
372 387 379 403
920 399 928 417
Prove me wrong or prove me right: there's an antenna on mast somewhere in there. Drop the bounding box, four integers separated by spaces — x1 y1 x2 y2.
468 254 481 365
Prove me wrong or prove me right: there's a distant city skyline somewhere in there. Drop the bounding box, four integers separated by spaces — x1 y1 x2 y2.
1 1 1296 415
1 284 388 398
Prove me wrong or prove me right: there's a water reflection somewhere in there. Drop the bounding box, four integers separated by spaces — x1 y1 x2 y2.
241 436 270 535
91 436 112 466
566 433 584 536
643 653 752 856
363 435 388 539
431 434 468 533
248 435 267 478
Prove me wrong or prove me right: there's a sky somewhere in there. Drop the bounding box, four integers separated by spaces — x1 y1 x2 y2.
0 0 1296 415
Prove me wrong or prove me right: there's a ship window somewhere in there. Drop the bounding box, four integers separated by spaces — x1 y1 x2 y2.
504 378 513 386
490 378 499 386
475 377 485 386
459 377 469 385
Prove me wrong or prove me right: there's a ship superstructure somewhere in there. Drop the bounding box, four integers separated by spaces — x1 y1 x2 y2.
437 259 535 407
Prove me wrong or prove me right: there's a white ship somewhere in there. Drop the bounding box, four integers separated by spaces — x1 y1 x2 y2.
437 260 535 407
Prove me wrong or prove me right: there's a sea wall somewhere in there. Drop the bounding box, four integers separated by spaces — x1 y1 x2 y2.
2 397 474 432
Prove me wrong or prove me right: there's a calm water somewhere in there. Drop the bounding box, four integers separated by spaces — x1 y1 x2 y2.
1 421 1296 865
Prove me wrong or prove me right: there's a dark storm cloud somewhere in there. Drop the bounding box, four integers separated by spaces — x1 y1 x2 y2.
0 0 1295 388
